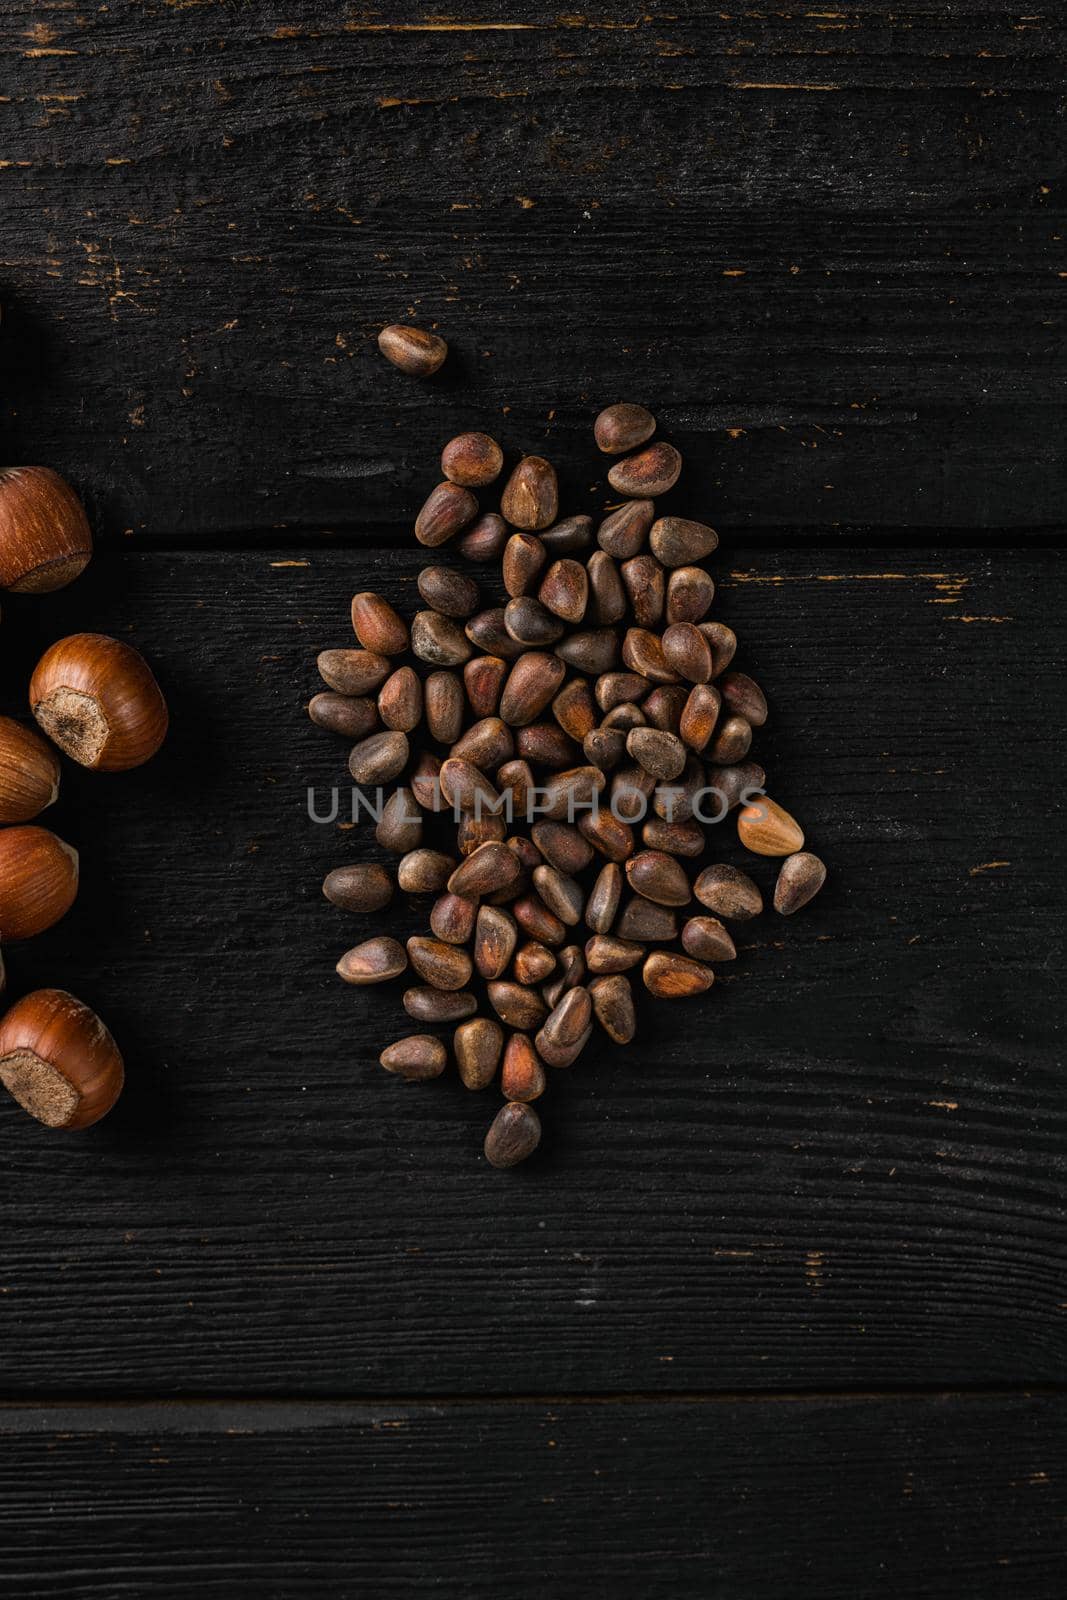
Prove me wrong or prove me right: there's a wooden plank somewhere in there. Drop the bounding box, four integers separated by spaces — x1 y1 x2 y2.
0 545 1061 1395
6 3 1065 104
0 4 1062 540
0 1395 1064 1597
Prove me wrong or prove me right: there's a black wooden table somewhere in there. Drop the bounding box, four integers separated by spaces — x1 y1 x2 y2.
1 5 1064 1595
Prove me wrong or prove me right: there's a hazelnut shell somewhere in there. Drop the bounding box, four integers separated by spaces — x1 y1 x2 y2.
0 825 79 942
0 467 93 593
0 716 61 823
0 988 123 1130
30 633 168 772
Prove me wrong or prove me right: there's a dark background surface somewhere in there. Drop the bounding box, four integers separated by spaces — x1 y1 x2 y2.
0 3 1064 1595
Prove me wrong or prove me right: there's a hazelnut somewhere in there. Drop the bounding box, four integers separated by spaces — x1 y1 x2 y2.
0 716 61 823
0 826 79 941
0 467 93 592
30 633 168 771
0 988 123 1129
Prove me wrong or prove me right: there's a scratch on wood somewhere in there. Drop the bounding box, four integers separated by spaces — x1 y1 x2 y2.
734 82 840 91
345 20 538 31
728 571 969 587
968 861 1010 876
928 577 970 605
76 239 156 318
270 560 310 568
556 14 643 26
276 18 636 37
378 89 532 105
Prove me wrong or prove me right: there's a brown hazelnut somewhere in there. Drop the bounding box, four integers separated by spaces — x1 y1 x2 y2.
30 634 168 771
0 467 93 592
0 716 60 823
0 988 123 1129
0 826 79 941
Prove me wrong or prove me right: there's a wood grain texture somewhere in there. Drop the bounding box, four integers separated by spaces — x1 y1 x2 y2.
0 6 1062 1589
0 545 1060 1395
0 2 1063 539
1 1395 1064 1598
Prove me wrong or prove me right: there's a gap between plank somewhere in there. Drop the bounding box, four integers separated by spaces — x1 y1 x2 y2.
1 1384 1065 1433
93 527 1066 553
